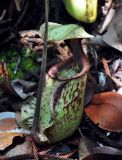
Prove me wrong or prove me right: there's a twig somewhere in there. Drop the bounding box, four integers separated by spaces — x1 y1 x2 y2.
0 10 6 21
102 58 111 76
14 0 21 11
14 56 21 75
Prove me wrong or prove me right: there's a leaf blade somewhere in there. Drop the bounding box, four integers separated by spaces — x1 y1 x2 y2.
39 22 93 41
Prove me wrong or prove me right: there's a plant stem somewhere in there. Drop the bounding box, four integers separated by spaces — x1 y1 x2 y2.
31 0 49 145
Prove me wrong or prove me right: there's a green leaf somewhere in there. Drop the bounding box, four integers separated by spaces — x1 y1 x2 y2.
39 22 93 41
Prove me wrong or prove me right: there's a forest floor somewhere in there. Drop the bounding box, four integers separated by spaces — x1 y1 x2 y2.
0 0 122 160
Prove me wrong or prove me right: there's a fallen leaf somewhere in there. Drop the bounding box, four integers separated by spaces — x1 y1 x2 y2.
93 146 122 155
79 128 100 160
0 112 17 131
102 6 122 52
11 79 36 99
81 144 122 160
5 137 32 158
0 132 24 151
102 58 122 87
112 58 121 73
79 135 122 160
0 118 17 131
79 138 90 160
0 112 30 135
85 92 122 132
0 112 30 151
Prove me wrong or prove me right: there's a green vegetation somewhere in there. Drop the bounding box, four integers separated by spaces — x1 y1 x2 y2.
0 48 38 80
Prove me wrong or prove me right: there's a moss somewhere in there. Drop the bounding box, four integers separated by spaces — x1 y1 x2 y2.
0 48 38 80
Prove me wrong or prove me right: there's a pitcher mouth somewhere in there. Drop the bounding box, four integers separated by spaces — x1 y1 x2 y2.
48 39 90 81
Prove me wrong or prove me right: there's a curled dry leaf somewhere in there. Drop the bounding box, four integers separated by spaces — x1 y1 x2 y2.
85 92 122 132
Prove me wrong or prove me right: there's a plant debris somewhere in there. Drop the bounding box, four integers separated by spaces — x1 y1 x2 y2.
0 0 122 160
85 92 122 132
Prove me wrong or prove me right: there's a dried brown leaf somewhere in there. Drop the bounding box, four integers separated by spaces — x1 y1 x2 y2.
102 58 111 76
0 118 17 131
85 92 122 131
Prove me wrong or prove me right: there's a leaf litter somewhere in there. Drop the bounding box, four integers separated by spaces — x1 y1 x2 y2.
1 0 122 160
